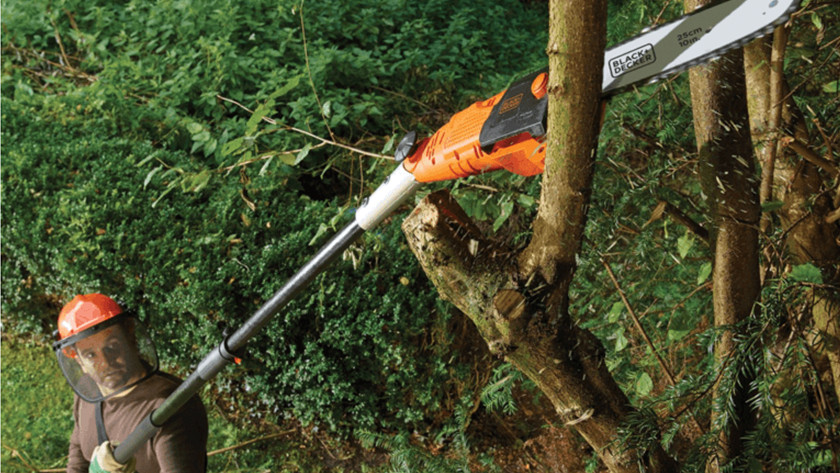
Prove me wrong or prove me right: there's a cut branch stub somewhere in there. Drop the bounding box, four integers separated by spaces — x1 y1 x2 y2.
402 189 519 352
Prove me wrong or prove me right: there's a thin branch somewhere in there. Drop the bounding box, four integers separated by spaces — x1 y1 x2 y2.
288 125 393 160
759 25 791 234
782 137 840 177
825 206 840 224
48 16 71 68
369 85 432 111
652 0 674 25
216 94 394 161
298 0 335 141
601 259 677 385
600 258 706 437
644 200 709 243
208 430 296 457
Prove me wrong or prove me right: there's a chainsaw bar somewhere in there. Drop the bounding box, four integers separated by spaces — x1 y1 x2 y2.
602 0 801 96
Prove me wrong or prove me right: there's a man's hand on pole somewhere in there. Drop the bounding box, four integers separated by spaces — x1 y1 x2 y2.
89 441 136 473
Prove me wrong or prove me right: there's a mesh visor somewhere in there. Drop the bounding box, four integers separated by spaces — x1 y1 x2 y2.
54 314 158 403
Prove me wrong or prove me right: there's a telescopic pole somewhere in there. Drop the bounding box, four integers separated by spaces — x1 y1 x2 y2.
113 164 421 463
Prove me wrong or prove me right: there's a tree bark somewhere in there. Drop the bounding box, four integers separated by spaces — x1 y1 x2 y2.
402 2 678 471
684 2 762 471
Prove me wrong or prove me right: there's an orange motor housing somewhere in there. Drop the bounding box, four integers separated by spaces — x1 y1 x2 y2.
404 69 549 183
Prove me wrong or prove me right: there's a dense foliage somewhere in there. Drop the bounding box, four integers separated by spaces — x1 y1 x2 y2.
1 0 547 439
2 0 838 471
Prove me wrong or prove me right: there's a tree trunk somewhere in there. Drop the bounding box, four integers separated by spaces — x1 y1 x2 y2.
684 1 762 471
743 31 840 405
402 1 678 471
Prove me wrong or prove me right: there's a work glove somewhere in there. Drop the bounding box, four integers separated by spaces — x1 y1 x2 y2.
89 441 136 473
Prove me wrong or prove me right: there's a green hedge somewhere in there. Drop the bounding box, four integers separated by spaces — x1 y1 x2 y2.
1 0 550 436
1 93 456 433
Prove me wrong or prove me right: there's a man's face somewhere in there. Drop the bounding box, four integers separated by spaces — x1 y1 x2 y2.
73 324 146 395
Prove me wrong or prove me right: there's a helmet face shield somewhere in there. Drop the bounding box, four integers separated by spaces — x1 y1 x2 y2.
54 314 158 403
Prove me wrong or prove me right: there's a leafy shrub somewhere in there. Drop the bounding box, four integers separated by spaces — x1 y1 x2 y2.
2 0 550 437
0 93 456 434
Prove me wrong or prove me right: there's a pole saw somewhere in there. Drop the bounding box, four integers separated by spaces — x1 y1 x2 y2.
114 0 799 462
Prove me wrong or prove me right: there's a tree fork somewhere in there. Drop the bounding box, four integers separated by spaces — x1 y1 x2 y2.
403 190 677 473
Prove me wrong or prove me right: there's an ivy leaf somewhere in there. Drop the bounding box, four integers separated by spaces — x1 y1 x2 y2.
789 263 823 284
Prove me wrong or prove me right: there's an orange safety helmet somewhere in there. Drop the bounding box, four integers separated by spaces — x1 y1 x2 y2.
57 293 124 340
54 293 158 402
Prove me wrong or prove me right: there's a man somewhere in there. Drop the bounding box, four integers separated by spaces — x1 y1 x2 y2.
54 293 208 473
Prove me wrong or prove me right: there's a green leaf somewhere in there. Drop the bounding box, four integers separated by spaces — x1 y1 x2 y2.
269 74 302 99
636 372 653 397
607 301 624 323
697 262 712 285
381 134 396 154
295 143 312 165
136 154 157 167
309 222 329 246
143 166 162 189
789 263 823 284
278 153 296 165
492 200 514 232
187 170 212 193
517 194 536 209
203 138 217 156
221 137 245 157
667 315 693 342
615 327 628 352
246 103 272 135
823 80 840 93
186 123 203 134
259 155 275 176
677 232 694 259
811 12 823 30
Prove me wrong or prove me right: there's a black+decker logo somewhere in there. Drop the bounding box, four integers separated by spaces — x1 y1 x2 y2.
609 44 656 78
499 93 523 115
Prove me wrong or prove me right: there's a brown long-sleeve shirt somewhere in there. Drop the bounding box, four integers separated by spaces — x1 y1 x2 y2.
67 372 207 473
